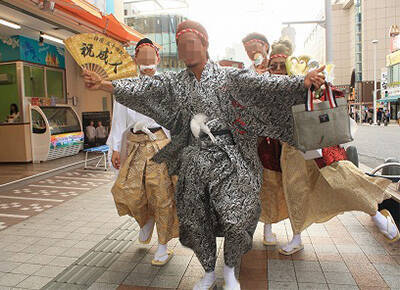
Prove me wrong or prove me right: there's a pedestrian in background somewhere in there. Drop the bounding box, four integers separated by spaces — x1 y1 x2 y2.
397 110 400 126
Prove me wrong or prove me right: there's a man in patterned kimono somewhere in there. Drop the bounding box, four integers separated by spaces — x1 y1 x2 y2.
83 20 325 290
107 38 179 266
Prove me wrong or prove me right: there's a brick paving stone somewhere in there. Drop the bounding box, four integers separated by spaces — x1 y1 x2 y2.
323 272 356 285
320 261 349 273
0 262 21 273
0 273 28 287
34 265 64 277
107 261 137 273
122 276 153 287
150 275 181 288
347 263 389 287
26 254 56 265
97 271 130 284
295 271 326 284
268 268 296 282
293 261 322 272
327 285 359 290
316 252 343 262
183 265 205 277
47 256 77 267
380 273 400 288
298 282 328 289
60 247 88 258
268 259 294 271
374 263 400 276
16 275 53 289
9 263 42 275
268 281 299 289
158 263 186 277
88 282 120 290
313 244 339 254
5 252 35 263
239 266 267 281
240 279 267 290
291 247 318 262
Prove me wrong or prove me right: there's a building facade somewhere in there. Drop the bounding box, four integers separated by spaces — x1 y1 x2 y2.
385 26 400 119
123 0 188 72
303 0 400 111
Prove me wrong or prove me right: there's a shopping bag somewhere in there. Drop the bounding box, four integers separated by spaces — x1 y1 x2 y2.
292 83 353 152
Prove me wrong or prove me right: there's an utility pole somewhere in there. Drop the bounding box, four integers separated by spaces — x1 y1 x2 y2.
372 39 378 125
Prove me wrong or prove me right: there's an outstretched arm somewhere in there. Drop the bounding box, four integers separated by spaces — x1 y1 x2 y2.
82 70 178 130
227 66 325 107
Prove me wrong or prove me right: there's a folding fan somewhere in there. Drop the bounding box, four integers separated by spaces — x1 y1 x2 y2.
64 33 137 80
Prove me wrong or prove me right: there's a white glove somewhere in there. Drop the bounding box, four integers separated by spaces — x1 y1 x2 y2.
190 113 216 143
133 122 157 141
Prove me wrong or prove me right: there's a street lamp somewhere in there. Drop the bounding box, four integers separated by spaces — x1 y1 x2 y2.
372 39 378 125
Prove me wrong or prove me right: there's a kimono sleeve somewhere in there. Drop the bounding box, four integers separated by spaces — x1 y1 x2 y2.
226 68 308 146
227 68 307 108
112 72 178 130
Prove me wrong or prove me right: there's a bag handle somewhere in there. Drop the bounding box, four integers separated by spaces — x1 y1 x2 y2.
306 82 338 112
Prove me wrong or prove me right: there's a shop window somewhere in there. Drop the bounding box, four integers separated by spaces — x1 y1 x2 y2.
46 69 64 102
356 24 362 33
24 66 45 98
356 63 362 73
0 63 20 123
393 64 400 83
155 33 163 47
161 15 170 33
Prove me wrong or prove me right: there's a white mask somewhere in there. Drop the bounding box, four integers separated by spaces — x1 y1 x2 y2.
139 64 157 72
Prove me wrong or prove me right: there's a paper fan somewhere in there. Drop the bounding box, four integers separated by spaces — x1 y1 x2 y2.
64 33 137 80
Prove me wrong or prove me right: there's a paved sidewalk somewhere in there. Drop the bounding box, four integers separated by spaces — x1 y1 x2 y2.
0 172 399 289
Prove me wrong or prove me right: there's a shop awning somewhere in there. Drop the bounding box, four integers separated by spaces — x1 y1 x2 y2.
54 0 145 43
378 95 400 103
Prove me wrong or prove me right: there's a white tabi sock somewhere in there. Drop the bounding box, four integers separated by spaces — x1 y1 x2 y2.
154 243 168 262
139 218 155 242
223 264 240 289
281 233 302 253
264 223 277 243
372 211 398 240
193 271 216 290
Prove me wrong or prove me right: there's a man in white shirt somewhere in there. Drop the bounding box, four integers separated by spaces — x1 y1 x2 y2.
86 121 96 147
107 38 178 266
95 120 108 145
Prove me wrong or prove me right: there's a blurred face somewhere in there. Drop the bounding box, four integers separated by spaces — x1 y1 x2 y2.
10 104 17 113
177 32 207 68
98 121 102 126
135 46 159 76
269 57 287 75
90 121 94 126
244 41 269 61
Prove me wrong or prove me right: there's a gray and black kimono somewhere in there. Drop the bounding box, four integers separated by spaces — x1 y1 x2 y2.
112 61 307 272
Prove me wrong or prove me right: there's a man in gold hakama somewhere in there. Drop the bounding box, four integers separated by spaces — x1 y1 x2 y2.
107 38 179 266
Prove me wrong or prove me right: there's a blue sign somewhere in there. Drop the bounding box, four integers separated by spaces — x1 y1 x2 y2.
0 36 20 62
0 35 65 68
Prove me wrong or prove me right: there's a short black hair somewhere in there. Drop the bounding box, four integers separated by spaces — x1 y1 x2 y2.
242 32 270 53
135 38 154 50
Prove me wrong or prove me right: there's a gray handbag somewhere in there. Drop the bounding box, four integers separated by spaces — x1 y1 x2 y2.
292 84 353 152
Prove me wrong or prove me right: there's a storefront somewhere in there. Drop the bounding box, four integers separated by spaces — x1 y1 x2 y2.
0 0 144 163
384 25 400 120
